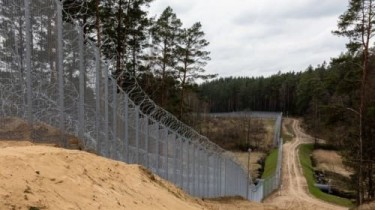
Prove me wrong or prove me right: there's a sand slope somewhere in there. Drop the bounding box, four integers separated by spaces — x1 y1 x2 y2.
0 141 207 210
0 140 282 210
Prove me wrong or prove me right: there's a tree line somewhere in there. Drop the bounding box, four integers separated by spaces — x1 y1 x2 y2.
62 0 215 120
62 0 375 206
199 0 375 205
1 0 374 206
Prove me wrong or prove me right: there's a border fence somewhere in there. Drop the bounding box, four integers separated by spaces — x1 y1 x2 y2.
0 0 282 202
209 112 283 201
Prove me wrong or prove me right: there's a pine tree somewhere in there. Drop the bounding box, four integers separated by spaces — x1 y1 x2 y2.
125 0 153 76
176 22 216 119
333 0 375 204
150 6 182 107
97 0 153 88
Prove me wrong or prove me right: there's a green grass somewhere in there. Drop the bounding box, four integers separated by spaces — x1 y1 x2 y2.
261 148 278 179
299 144 354 208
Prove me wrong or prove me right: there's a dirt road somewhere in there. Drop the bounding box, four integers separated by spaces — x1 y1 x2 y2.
264 119 347 210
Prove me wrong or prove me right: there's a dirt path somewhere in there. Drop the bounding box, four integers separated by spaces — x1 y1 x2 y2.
264 119 347 210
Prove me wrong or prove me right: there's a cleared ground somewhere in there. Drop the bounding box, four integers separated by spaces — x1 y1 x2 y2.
1 117 354 210
357 202 375 210
0 141 206 210
264 118 348 210
282 118 294 142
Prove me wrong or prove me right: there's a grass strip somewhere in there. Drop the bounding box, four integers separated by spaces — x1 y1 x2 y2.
261 148 278 179
299 144 353 208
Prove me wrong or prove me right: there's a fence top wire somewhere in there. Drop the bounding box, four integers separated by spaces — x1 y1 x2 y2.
111 70 228 155
0 0 281 174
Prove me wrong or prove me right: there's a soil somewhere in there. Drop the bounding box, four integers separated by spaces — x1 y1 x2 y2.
204 196 279 210
282 118 295 142
0 141 208 210
0 117 350 210
264 118 348 210
0 140 283 210
357 201 375 210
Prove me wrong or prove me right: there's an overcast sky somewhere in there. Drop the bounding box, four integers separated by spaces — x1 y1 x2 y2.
148 0 349 78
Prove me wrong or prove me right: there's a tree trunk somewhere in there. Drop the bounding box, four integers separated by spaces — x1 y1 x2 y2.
160 40 168 107
357 0 373 204
179 51 188 120
95 0 101 48
115 0 124 86
47 13 56 83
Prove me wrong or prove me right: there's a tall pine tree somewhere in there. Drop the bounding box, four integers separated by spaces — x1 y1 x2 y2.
176 22 215 119
334 0 375 204
150 6 182 107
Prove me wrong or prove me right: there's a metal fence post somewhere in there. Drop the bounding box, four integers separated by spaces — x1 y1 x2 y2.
206 152 209 197
24 0 32 126
156 122 160 174
192 143 197 195
198 147 202 196
56 1 66 148
195 146 199 196
165 128 169 180
78 26 85 143
95 47 101 154
135 106 140 164
104 64 109 157
173 134 177 184
124 94 129 162
187 141 191 193
203 151 206 197
217 155 220 197
180 138 184 188
223 158 227 196
145 115 149 168
112 78 117 159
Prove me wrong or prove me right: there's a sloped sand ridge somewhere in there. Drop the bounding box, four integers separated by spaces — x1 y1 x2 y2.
0 141 282 210
0 142 208 210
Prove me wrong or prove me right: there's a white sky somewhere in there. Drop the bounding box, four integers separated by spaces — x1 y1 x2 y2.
148 0 349 78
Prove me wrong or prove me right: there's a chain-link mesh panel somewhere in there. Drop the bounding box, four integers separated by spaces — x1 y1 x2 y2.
0 0 284 202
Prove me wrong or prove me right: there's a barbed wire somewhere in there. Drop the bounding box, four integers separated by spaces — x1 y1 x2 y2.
0 0 283 200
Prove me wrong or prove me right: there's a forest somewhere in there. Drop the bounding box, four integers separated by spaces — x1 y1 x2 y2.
199 1 375 205
61 0 216 120
2 0 373 206
199 51 375 203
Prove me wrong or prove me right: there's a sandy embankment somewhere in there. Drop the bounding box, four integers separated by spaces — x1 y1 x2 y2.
0 141 281 210
0 141 207 210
